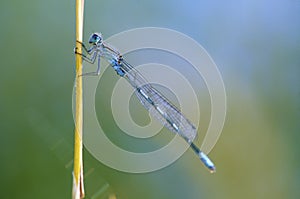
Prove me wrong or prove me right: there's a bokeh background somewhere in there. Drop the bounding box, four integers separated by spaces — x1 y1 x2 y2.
1 0 299 199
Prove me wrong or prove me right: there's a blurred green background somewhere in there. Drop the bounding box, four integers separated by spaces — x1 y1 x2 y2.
1 0 299 198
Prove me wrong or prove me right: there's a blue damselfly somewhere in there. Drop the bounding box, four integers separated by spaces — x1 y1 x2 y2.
75 33 216 173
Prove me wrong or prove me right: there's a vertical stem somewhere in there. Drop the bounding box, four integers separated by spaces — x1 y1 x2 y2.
73 0 85 199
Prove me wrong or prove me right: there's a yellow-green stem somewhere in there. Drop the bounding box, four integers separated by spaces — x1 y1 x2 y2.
73 0 85 198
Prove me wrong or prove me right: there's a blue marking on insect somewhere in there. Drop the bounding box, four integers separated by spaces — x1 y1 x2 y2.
199 152 216 173
112 61 125 77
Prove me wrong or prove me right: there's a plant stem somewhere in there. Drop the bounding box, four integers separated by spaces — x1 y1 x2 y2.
73 0 85 199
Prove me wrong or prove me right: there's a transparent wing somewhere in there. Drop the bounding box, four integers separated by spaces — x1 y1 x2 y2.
119 59 215 172
119 60 197 142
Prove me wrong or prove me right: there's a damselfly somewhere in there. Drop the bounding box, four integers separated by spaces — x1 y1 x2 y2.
75 32 216 173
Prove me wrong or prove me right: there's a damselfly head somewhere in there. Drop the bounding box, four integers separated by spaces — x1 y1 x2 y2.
89 32 102 45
